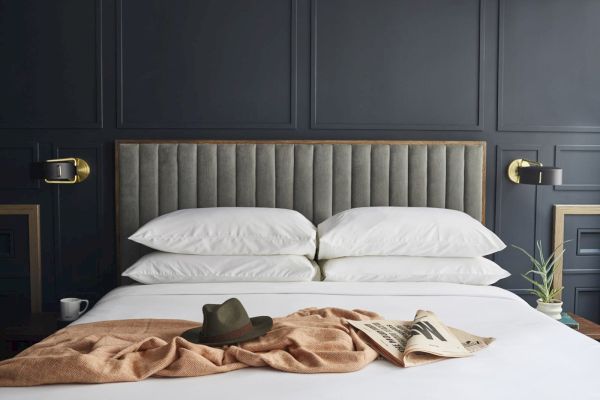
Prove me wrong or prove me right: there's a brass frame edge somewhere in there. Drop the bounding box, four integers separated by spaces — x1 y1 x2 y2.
552 204 600 301
0 204 42 312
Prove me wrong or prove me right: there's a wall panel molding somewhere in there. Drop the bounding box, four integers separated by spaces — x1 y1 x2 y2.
0 0 103 129
116 0 297 129
576 228 600 256
554 145 600 191
494 146 540 290
497 0 600 132
574 287 600 319
564 269 600 275
53 144 104 299
0 144 40 189
311 0 485 131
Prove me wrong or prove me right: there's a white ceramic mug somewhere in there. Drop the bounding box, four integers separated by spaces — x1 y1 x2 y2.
60 298 89 321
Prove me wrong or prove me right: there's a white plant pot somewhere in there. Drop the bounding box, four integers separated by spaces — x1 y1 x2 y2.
536 299 563 320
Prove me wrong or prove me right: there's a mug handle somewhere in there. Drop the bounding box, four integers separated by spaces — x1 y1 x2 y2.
79 299 89 316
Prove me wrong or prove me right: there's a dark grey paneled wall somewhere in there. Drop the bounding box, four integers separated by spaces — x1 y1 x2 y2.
498 0 600 132
0 0 599 322
313 0 483 130
118 0 296 128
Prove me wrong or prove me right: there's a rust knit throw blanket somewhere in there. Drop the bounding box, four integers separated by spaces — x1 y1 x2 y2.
0 308 380 386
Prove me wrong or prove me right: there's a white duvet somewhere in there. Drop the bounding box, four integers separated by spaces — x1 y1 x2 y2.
1 282 599 400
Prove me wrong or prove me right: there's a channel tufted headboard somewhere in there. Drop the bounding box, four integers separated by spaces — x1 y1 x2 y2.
116 140 486 274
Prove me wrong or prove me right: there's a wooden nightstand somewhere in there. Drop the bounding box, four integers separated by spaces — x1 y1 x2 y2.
568 313 600 341
1 312 69 359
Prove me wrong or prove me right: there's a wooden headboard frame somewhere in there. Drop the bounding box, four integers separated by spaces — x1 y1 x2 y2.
115 140 486 276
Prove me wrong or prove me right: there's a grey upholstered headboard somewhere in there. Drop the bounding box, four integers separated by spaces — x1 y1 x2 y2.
116 140 486 274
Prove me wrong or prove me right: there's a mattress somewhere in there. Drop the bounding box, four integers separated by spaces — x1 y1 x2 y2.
1 282 599 400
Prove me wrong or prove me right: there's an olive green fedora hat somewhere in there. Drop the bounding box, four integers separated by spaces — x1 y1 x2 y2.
181 298 273 346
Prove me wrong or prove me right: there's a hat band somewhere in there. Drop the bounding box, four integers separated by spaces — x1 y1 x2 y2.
201 322 254 343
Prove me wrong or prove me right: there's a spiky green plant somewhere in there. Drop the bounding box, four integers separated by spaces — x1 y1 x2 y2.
512 240 567 303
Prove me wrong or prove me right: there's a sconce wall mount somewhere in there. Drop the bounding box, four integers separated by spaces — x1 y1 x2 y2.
507 158 533 184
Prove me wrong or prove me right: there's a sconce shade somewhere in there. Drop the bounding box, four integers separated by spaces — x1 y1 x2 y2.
518 166 563 185
507 158 563 186
42 162 76 181
39 158 91 184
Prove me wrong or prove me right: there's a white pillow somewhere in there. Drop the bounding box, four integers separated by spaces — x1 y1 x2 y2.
123 253 320 284
129 207 317 258
320 256 510 285
317 207 505 259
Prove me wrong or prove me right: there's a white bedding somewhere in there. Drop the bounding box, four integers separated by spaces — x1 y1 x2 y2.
1 282 599 400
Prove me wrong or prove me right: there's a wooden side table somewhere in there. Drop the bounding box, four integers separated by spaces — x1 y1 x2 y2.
568 313 600 341
1 312 69 359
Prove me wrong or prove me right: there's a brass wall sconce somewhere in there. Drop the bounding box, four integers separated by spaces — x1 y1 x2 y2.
42 158 90 184
507 159 562 185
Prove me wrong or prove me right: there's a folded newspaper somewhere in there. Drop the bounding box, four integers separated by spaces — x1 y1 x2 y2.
348 310 494 367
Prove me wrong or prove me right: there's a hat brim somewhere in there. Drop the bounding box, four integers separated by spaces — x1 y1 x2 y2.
181 316 273 346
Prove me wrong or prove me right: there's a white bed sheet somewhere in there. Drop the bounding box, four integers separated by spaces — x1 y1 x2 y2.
1 282 599 400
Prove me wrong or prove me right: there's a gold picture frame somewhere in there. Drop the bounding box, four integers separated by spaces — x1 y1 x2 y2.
0 204 42 312
553 204 600 300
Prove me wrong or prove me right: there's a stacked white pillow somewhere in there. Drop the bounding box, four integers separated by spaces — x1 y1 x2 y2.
123 253 320 284
123 206 509 286
319 256 509 285
129 207 316 258
317 207 509 285
123 208 320 283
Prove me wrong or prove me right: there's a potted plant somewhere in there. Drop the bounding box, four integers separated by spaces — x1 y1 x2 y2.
513 240 567 320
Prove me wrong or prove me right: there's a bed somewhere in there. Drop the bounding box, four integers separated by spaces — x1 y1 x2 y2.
0 141 598 400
